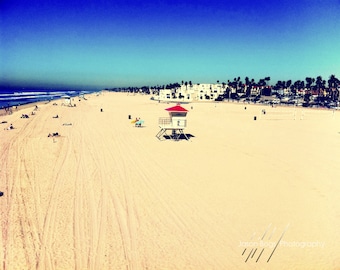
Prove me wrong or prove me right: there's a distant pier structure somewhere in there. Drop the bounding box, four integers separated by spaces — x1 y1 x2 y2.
156 103 189 141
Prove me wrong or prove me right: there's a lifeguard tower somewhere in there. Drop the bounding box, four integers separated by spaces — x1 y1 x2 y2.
156 104 189 141
62 95 72 106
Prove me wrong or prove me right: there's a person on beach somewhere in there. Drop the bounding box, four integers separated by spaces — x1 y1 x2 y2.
48 132 59 137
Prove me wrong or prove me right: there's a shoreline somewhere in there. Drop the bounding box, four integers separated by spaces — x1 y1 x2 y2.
0 89 99 117
0 93 95 118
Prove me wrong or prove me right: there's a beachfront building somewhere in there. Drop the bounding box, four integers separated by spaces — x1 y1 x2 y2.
271 87 291 96
194 83 225 100
250 86 261 96
156 83 226 102
158 89 176 101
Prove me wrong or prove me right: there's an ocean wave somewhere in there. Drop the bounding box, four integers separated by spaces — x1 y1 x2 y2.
13 91 50 96
0 89 96 108
0 95 55 101
0 92 77 99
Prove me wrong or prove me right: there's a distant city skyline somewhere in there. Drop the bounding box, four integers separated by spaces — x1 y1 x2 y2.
1 0 340 90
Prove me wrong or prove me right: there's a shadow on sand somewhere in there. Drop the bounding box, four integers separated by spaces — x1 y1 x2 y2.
162 133 195 141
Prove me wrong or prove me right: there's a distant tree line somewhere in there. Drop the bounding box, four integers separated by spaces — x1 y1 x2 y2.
104 74 340 104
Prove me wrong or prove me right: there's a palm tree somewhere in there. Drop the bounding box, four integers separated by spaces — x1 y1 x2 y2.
258 78 266 87
328 75 339 90
305 77 313 89
245 77 250 87
238 81 243 93
286 80 292 87
315 76 323 96
327 75 340 101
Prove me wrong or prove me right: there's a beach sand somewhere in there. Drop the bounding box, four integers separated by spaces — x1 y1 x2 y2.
0 92 339 269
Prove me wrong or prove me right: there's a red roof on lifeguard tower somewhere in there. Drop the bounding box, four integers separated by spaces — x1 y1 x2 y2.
165 104 188 112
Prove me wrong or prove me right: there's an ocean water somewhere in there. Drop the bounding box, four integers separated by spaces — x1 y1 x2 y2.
0 89 95 108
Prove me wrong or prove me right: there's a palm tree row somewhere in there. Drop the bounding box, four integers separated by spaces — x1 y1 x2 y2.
106 74 340 103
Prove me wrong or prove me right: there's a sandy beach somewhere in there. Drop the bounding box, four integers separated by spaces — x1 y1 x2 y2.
0 92 339 269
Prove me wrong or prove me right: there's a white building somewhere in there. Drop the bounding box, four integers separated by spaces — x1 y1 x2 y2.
157 83 226 102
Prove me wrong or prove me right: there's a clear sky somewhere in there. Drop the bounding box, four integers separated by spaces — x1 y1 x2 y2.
1 0 340 89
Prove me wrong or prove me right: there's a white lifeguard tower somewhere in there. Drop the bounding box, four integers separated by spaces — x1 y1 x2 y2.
156 104 189 141
62 95 72 106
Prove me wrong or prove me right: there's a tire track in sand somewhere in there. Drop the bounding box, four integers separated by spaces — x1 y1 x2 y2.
116 128 230 268
0 138 15 269
71 115 108 270
72 125 99 270
38 136 71 270
1 116 43 269
91 126 142 270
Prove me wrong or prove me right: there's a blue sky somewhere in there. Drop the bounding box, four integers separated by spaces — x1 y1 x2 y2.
1 0 340 89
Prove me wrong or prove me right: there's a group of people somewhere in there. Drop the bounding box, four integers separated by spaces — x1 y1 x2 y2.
5 123 14 130
134 117 144 127
2 106 13 115
1 120 13 130
48 132 59 137
3 106 37 130
2 104 64 140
